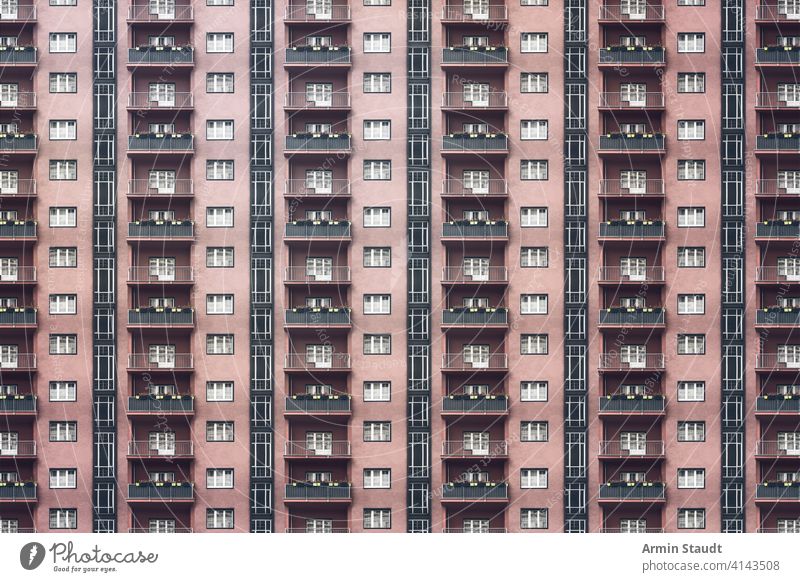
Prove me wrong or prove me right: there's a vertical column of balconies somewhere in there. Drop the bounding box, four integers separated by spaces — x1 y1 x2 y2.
752 1 800 534
437 1 510 533
563 0 589 534
595 1 667 534
92 0 118 532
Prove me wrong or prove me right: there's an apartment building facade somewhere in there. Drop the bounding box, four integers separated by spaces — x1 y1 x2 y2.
0 0 797 534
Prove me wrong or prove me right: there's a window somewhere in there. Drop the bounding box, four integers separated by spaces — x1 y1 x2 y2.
49 120 76 140
364 421 391 441
364 509 391 528
521 247 548 268
207 381 234 402
364 0 391 4
364 247 391 267
363 33 391 53
678 469 705 489
206 120 234 140
49 469 77 489
206 421 234 442
520 294 548 314
51 0 78 6
678 160 705 180
364 381 391 402
50 335 77 355
207 207 234 227
207 33 234 53
521 207 548 227
521 381 547 402
521 334 548 355
678 381 705 402
364 469 391 489
521 73 548 93
49 381 77 401
49 294 77 315
364 73 391 93
678 207 705 227
49 160 77 180
207 335 234 355
364 207 391 227
50 73 77 93
521 32 547 52
207 160 234 180
49 207 76 227
678 120 705 140
49 509 77 529
678 421 705 442
678 509 705 529
521 421 548 441
364 160 391 180
49 33 77 53
678 73 705 93
207 469 234 489
678 247 705 268
208 0 234 5
363 120 391 140
206 509 234 529
207 247 234 267
50 421 77 442
521 509 548 529
520 468 548 489
521 160 548 180
521 120 548 140
206 73 234 93
364 334 391 355
364 294 391 314
678 33 705 53
207 294 234 315
521 0 548 4
49 247 77 268
678 334 705 355
678 294 705 315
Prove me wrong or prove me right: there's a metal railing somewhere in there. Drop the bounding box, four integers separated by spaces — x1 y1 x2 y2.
600 528 665 533
0 5 36 20
442 179 507 197
0 179 36 196
599 92 664 108
598 396 665 414
0 136 36 151
285 179 350 197
129 528 193 533
128 441 194 457
128 266 194 284
755 397 800 413
599 4 664 20
0 310 36 326
599 222 665 239
598 267 664 283
284 47 351 65
285 397 351 414
598 309 665 326
757 4 800 20
0 395 36 413
598 483 666 500
441 222 508 239
128 135 194 151
284 266 350 283
127 309 194 326
0 92 35 108
0 441 35 456
442 440 508 456
441 353 507 370
285 441 351 457
756 49 800 65
285 135 351 152
443 528 507 533
284 92 351 109
756 484 800 501
441 47 508 65
127 483 194 500
441 5 507 20
756 92 800 108
285 483 351 500
0 266 36 282
284 353 351 370
756 310 800 325
285 4 350 20
128 222 194 238
285 309 351 326
441 309 508 326
442 266 507 284
285 528 351 533
127 397 194 414
599 441 665 457
128 5 193 20
756 135 800 150
756 354 800 369
442 396 509 414
598 47 665 65
128 92 193 109
0 483 36 500
756 441 800 456
0 354 35 369
0 48 37 64
284 222 351 239
0 223 36 238
128 179 193 197
757 179 800 197
599 353 664 370
599 134 665 152
127 353 193 370
442 482 508 500
442 135 508 152
442 92 508 108
128 47 194 65
599 179 664 197
756 223 800 238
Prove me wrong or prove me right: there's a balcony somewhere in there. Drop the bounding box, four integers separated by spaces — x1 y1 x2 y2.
284 220 351 243
599 353 665 372
598 308 665 328
0 135 36 155
127 353 193 371
756 483 800 502
284 92 351 110
0 221 36 240
756 308 800 328
0 482 36 502
127 4 193 21
598 482 666 503
599 179 664 198
0 47 37 66
285 482 352 502
285 4 351 22
128 266 194 285
127 307 194 328
442 178 507 198
441 46 508 67
0 267 35 286
441 307 508 328
127 46 194 67
599 221 665 242
284 179 350 199
441 133 508 155
599 92 665 110
127 396 194 415
598 3 664 23
598 267 664 285
441 395 509 415
598 46 665 67
441 482 509 503
285 133 351 156
442 440 508 458
0 92 35 110
285 395 351 415
0 441 35 457
128 134 194 154
285 528 351 533
441 5 508 23
755 395 800 415
0 4 36 22
755 221 800 243
599 441 665 459
127 482 194 502
441 353 507 372
0 395 36 415
284 46 351 67
756 134 800 155
755 47 800 67
127 441 194 458
127 179 193 198
600 528 664 533
442 92 508 110
441 221 508 243
598 395 665 416
285 441 351 458
129 528 193 533
442 266 507 285
284 266 350 285
128 92 194 111
0 308 35 328
756 93 800 110
757 4 800 21
598 133 665 155
128 221 194 241
443 528 507 533
0 179 35 197
284 353 351 372
756 179 800 198
756 441 800 458
284 307 351 328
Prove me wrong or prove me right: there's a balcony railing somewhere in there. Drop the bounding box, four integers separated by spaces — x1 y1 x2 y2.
598 46 665 66
442 266 508 284
285 441 351 457
128 134 194 152
599 134 665 153
0 354 35 370
285 134 351 153
0 441 35 456
128 221 194 239
441 221 508 240
442 134 508 153
599 92 665 109
0 395 36 414
598 267 664 284
442 179 507 197
756 93 800 109
284 92 351 110
756 396 800 414
757 4 800 21
756 354 800 370
127 353 193 370
285 46 351 65
285 483 351 501
128 47 194 65
284 353 351 370
599 353 665 370
128 92 193 109
598 308 664 326
598 395 666 414
0 135 36 152
599 441 665 457
756 483 800 501
441 353 507 370
0 92 35 109
284 221 351 239
599 179 664 197
284 266 350 284
756 441 800 457
443 528 507 533
441 5 508 21
129 528 193 533
756 47 800 65
128 4 193 20
128 441 194 457
0 5 36 20
0 47 37 65
127 308 195 326
757 180 800 197
756 309 800 326
285 528 351 533
599 221 665 239
442 92 508 109
127 396 194 414
285 179 350 198
284 308 351 326
441 482 508 501
756 222 800 239
285 396 351 414
600 528 665 533
128 179 193 197
127 483 194 501
0 266 36 283
128 266 194 284
441 47 509 66
756 134 800 151
599 4 664 21
599 482 666 501
0 482 36 501
442 395 509 414
442 308 508 327
285 4 350 20
442 441 508 457
0 221 36 238
0 308 36 327
0 180 36 197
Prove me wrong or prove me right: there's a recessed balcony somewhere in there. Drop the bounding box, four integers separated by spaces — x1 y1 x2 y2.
127 482 194 502
442 92 508 111
284 353 351 372
127 353 193 371
0 395 36 415
0 482 36 503
755 395 800 415
441 482 509 503
284 92 350 111
441 395 509 415
0 134 36 155
284 307 351 328
600 528 665 533
598 46 665 67
0 92 35 110
0 307 35 328
598 482 666 503
598 267 665 285
598 307 665 328
441 307 508 329
0 47 37 67
284 179 350 198
284 46 351 67
599 179 664 198
0 4 36 23
599 353 664 372
284 220 351 243
598 3 664 23
127 395 194 416
441 5 508 23
755 221 800 243
756 133 800 155
599 92 664 110
284 266 351 285
599 441 665 459
285 133 351 156
0 179 35 197
756 441 800 458
755 47 800 67
0 220 36 241
441 353 507 372
128 220 194 241
441 133 508 156
284 527 351 533
127 4 193 22
441 46 508 67
127 46 194 68
0 440 35 458
129 527 193 533
442 178 507 198
756 308 800 328
443 528 507 533
756 482 800 502
756 92 800 110
756 179 800 198
598 133 666 155
442 266 508 285
127 92 194 111
0 266 35 286
128 440 194 459
442 440 508 458
127 179 193 198
285 395 351 415
756 4 800 22
284 482 352 503
127 133 194 154
284 441 351 459
127 307 195 328
441 220 508 243
598 395 666 416
598 221 665 242
127 266 194 285
284 4 351 22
